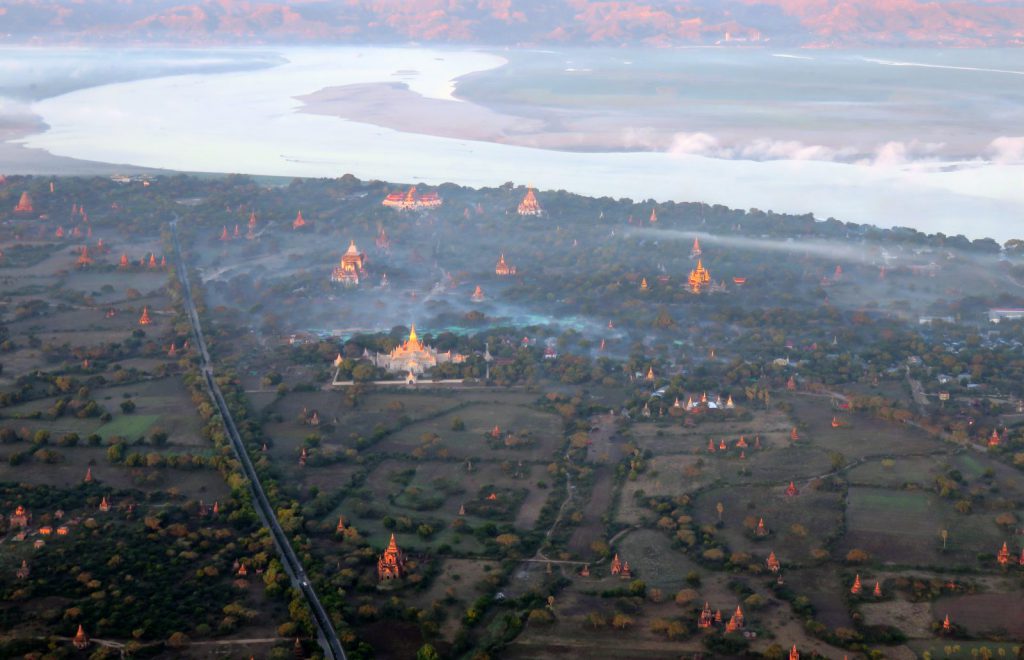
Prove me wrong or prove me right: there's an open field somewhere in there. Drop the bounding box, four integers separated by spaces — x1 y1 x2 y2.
692 484 845 561
612 528 700 592
933 592 1024 638
840 486 1009 567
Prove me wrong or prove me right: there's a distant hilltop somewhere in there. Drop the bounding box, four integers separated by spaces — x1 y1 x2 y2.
3 0 1024 48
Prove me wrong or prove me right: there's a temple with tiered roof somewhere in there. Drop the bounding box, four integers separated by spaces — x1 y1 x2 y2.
377 533 405 581
517 187 543 216
689 259 711 292
382 186 442 210
369 325 465 375
495 253 517 276
331 240 367 286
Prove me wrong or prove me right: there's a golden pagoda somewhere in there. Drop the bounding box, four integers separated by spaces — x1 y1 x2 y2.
766 551 780 573
370 324 465 375
292 210 307 229
688 259 711 292
495 253 517 276
649 208 658 223
55 226 64 238
330 240 367 286
138 306 152 326
220 225 230 241
640 277 649 291
148 253 158 269
247 211 257 239
851 574 862 594
517 187 543 216
690 237 702 258
377 533 405 581
471 285 485 302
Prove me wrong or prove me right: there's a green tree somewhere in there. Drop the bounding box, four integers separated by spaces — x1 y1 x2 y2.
416 644 441 660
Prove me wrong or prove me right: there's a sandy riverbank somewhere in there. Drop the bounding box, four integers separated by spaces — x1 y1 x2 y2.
0 115 158 176
296 82 684 153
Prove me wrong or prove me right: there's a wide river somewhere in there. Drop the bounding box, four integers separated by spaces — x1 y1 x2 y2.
13 46 1024 241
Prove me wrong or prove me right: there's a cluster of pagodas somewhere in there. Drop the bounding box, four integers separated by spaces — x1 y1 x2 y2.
706 433 759 459
54 223 94 240
674 392 736 411
609 553 632 578
219 212 261 241
118 252 166 271
697 603 745 633
996 541 1024 567
849 574 884 598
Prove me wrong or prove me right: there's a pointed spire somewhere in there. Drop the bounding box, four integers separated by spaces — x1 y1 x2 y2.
138 306 152 326
14 191 33 213
84 467 93 483
997 541 1011 565
851 574 862 594
873 580 882 597
119 253 129 269
73 624 89 650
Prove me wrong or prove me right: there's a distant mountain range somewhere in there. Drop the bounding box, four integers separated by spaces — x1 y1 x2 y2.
3 0 1024 48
